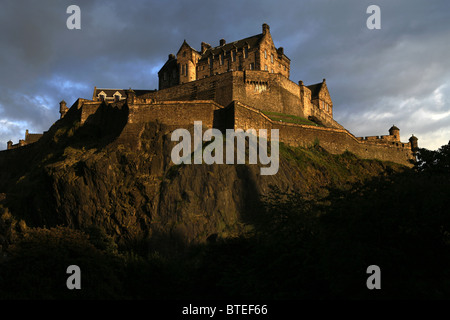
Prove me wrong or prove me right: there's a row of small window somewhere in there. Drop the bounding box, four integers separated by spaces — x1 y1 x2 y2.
98 94 121 102
207 47 249 68
264 65 275 73
263 50 274 63
196 61 257 72
321 100 331 112
264 50 287 71
163 64 190 81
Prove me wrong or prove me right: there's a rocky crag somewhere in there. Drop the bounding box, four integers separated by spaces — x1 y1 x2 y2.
0 102 404 251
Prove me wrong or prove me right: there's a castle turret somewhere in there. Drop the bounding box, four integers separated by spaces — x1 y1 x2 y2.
7 140 13 150
59 100 68 119
409 135 419 152
389 125 400 142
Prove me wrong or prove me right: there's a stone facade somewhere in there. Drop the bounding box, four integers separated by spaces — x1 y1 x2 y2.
69 98 416 166
158 24 290 90
145 70 339 129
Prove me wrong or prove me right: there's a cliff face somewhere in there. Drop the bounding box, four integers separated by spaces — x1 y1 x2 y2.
0 102 404 249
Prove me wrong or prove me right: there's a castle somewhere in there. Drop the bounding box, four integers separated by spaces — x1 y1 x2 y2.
5 23 418 166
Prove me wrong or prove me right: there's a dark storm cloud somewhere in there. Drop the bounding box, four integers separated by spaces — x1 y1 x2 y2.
0 0 449 150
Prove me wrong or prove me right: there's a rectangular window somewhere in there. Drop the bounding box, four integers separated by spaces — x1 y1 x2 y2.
271 69 274 73
244 47 248 58
264 50 267 59
185 64 188 76
209 57 213 69
249 63 254 70
264 65 268 71
271 54 274 63
220 54 224 65
181 64 185 75
232 51 236 62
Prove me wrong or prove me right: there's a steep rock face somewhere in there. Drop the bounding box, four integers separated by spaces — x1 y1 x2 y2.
0 104 403 249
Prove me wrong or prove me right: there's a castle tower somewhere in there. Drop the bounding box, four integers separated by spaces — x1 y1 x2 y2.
389 125 400 142
176 40 201 84
409 135 419 152
59 100 68 119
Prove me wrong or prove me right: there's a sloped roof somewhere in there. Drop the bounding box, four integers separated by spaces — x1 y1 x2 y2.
95 89 126 97
158 56 178 73
93 88 155 98
177 40 200 55
306 82 324 99
389 125 400 131
199 33 264 61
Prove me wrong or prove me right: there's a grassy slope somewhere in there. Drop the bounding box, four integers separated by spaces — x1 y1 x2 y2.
262 110 323 126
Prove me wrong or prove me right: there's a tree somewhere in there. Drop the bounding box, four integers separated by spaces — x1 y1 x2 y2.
414 141 450 172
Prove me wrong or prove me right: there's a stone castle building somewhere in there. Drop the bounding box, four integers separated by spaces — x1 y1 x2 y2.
4 23 418 166
158 23 290 89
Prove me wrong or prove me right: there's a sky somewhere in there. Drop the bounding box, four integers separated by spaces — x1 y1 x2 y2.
0 0 449 151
